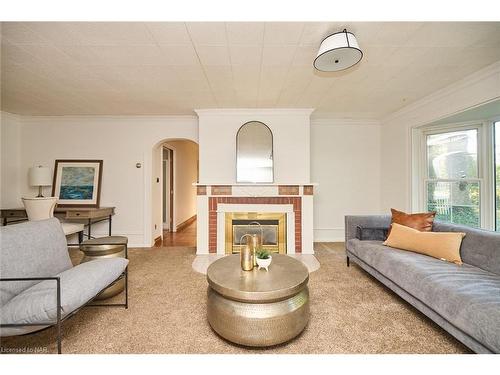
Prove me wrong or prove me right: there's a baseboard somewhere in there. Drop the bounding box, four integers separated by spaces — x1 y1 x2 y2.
313 228 344 242
176 215 196 232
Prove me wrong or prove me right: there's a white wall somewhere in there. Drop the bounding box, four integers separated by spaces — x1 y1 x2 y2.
2 115 198 246
197 109 313 184
0 112 22 207
380 61 500 213
311 119 382 241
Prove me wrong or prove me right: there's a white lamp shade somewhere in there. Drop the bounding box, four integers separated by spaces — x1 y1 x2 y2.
29 166 52 187
314 30 363 72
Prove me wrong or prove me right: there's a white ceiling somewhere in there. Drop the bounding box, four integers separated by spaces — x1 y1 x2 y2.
1 22 500 118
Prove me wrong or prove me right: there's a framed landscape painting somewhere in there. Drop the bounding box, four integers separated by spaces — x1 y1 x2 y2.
52 160 103 207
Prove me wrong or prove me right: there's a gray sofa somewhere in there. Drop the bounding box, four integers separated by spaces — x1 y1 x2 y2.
345 215 500 354
0 218 129 353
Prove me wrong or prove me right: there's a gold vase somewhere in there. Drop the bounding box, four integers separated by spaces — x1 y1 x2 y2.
240 242 254 271
250 234 261 267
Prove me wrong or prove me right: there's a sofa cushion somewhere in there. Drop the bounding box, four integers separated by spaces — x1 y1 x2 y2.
345 215 391 243
389 208 436 234
433 221 500 276
0 258 128 336
347 239 500 353
0 218 73 307
383 223 465 264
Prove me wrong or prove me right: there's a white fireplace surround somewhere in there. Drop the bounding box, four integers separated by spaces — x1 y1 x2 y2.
195 183 315 254
216 204 296 255
196 109 315 255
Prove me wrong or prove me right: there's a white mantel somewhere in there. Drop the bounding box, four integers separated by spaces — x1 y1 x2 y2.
193 182 318 197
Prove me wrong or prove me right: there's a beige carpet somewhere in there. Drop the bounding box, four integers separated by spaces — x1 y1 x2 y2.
0 243 469 354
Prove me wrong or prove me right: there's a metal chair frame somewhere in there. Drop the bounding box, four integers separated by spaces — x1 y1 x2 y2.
0 244 128 354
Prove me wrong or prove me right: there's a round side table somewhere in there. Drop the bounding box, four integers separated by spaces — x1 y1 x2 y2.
79 236 128 300
206 254 310 347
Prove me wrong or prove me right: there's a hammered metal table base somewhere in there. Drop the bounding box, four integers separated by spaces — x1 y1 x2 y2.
95 278 125 300
207 287 310 347
80 240 127 300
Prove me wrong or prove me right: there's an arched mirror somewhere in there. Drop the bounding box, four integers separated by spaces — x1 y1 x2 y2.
236 121 274 183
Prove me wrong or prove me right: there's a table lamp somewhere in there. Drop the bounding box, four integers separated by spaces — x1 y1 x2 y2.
29 166 52 197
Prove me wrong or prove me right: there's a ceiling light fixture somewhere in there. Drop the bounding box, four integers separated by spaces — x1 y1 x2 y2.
313 29 363 72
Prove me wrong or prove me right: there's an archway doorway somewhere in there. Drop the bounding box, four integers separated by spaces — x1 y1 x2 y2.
151 138 199 248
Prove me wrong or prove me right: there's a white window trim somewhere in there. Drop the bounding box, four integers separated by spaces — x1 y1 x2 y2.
493 118 500 230
412 119 497 231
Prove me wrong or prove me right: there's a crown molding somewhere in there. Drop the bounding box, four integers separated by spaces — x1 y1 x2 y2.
311 111 380 120
311 118 380 126
19 114 199 123
381 60 500 126
194 108 315 117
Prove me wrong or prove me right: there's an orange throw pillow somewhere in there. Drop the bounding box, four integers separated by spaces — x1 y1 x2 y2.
388 208 436 235
383 223 465 264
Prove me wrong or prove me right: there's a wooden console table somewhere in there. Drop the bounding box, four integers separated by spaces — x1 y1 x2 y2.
1 207 115 239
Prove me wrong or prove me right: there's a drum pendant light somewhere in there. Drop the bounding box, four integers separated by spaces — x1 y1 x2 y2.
313 29 363 72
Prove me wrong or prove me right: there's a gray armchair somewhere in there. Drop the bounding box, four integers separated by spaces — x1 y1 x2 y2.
0 218 128 353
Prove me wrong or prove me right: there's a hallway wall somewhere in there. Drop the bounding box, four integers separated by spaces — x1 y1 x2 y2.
152 139 199 240
164 140 198 230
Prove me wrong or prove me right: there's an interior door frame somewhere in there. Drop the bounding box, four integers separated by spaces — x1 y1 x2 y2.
162 146 175 232
169 148 174 232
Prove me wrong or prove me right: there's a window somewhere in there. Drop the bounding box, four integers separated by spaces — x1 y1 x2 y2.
416 117 500 231
425 129 481 227
495 122 500 231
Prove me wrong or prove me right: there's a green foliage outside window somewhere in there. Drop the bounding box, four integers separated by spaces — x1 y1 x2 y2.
426 130 480 228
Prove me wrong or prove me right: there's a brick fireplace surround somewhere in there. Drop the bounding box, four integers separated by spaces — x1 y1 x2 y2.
208 196 302 253
196 184 315 255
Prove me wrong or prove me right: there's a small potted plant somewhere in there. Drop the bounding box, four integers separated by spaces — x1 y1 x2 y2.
255 249 272 271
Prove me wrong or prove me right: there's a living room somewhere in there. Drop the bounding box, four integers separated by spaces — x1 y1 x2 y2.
1 0 499 373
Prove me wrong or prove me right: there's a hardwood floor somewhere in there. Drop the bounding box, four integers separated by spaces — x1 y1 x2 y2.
159 220 196 248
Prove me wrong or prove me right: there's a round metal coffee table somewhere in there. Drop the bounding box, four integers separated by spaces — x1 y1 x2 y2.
206 254 310 347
